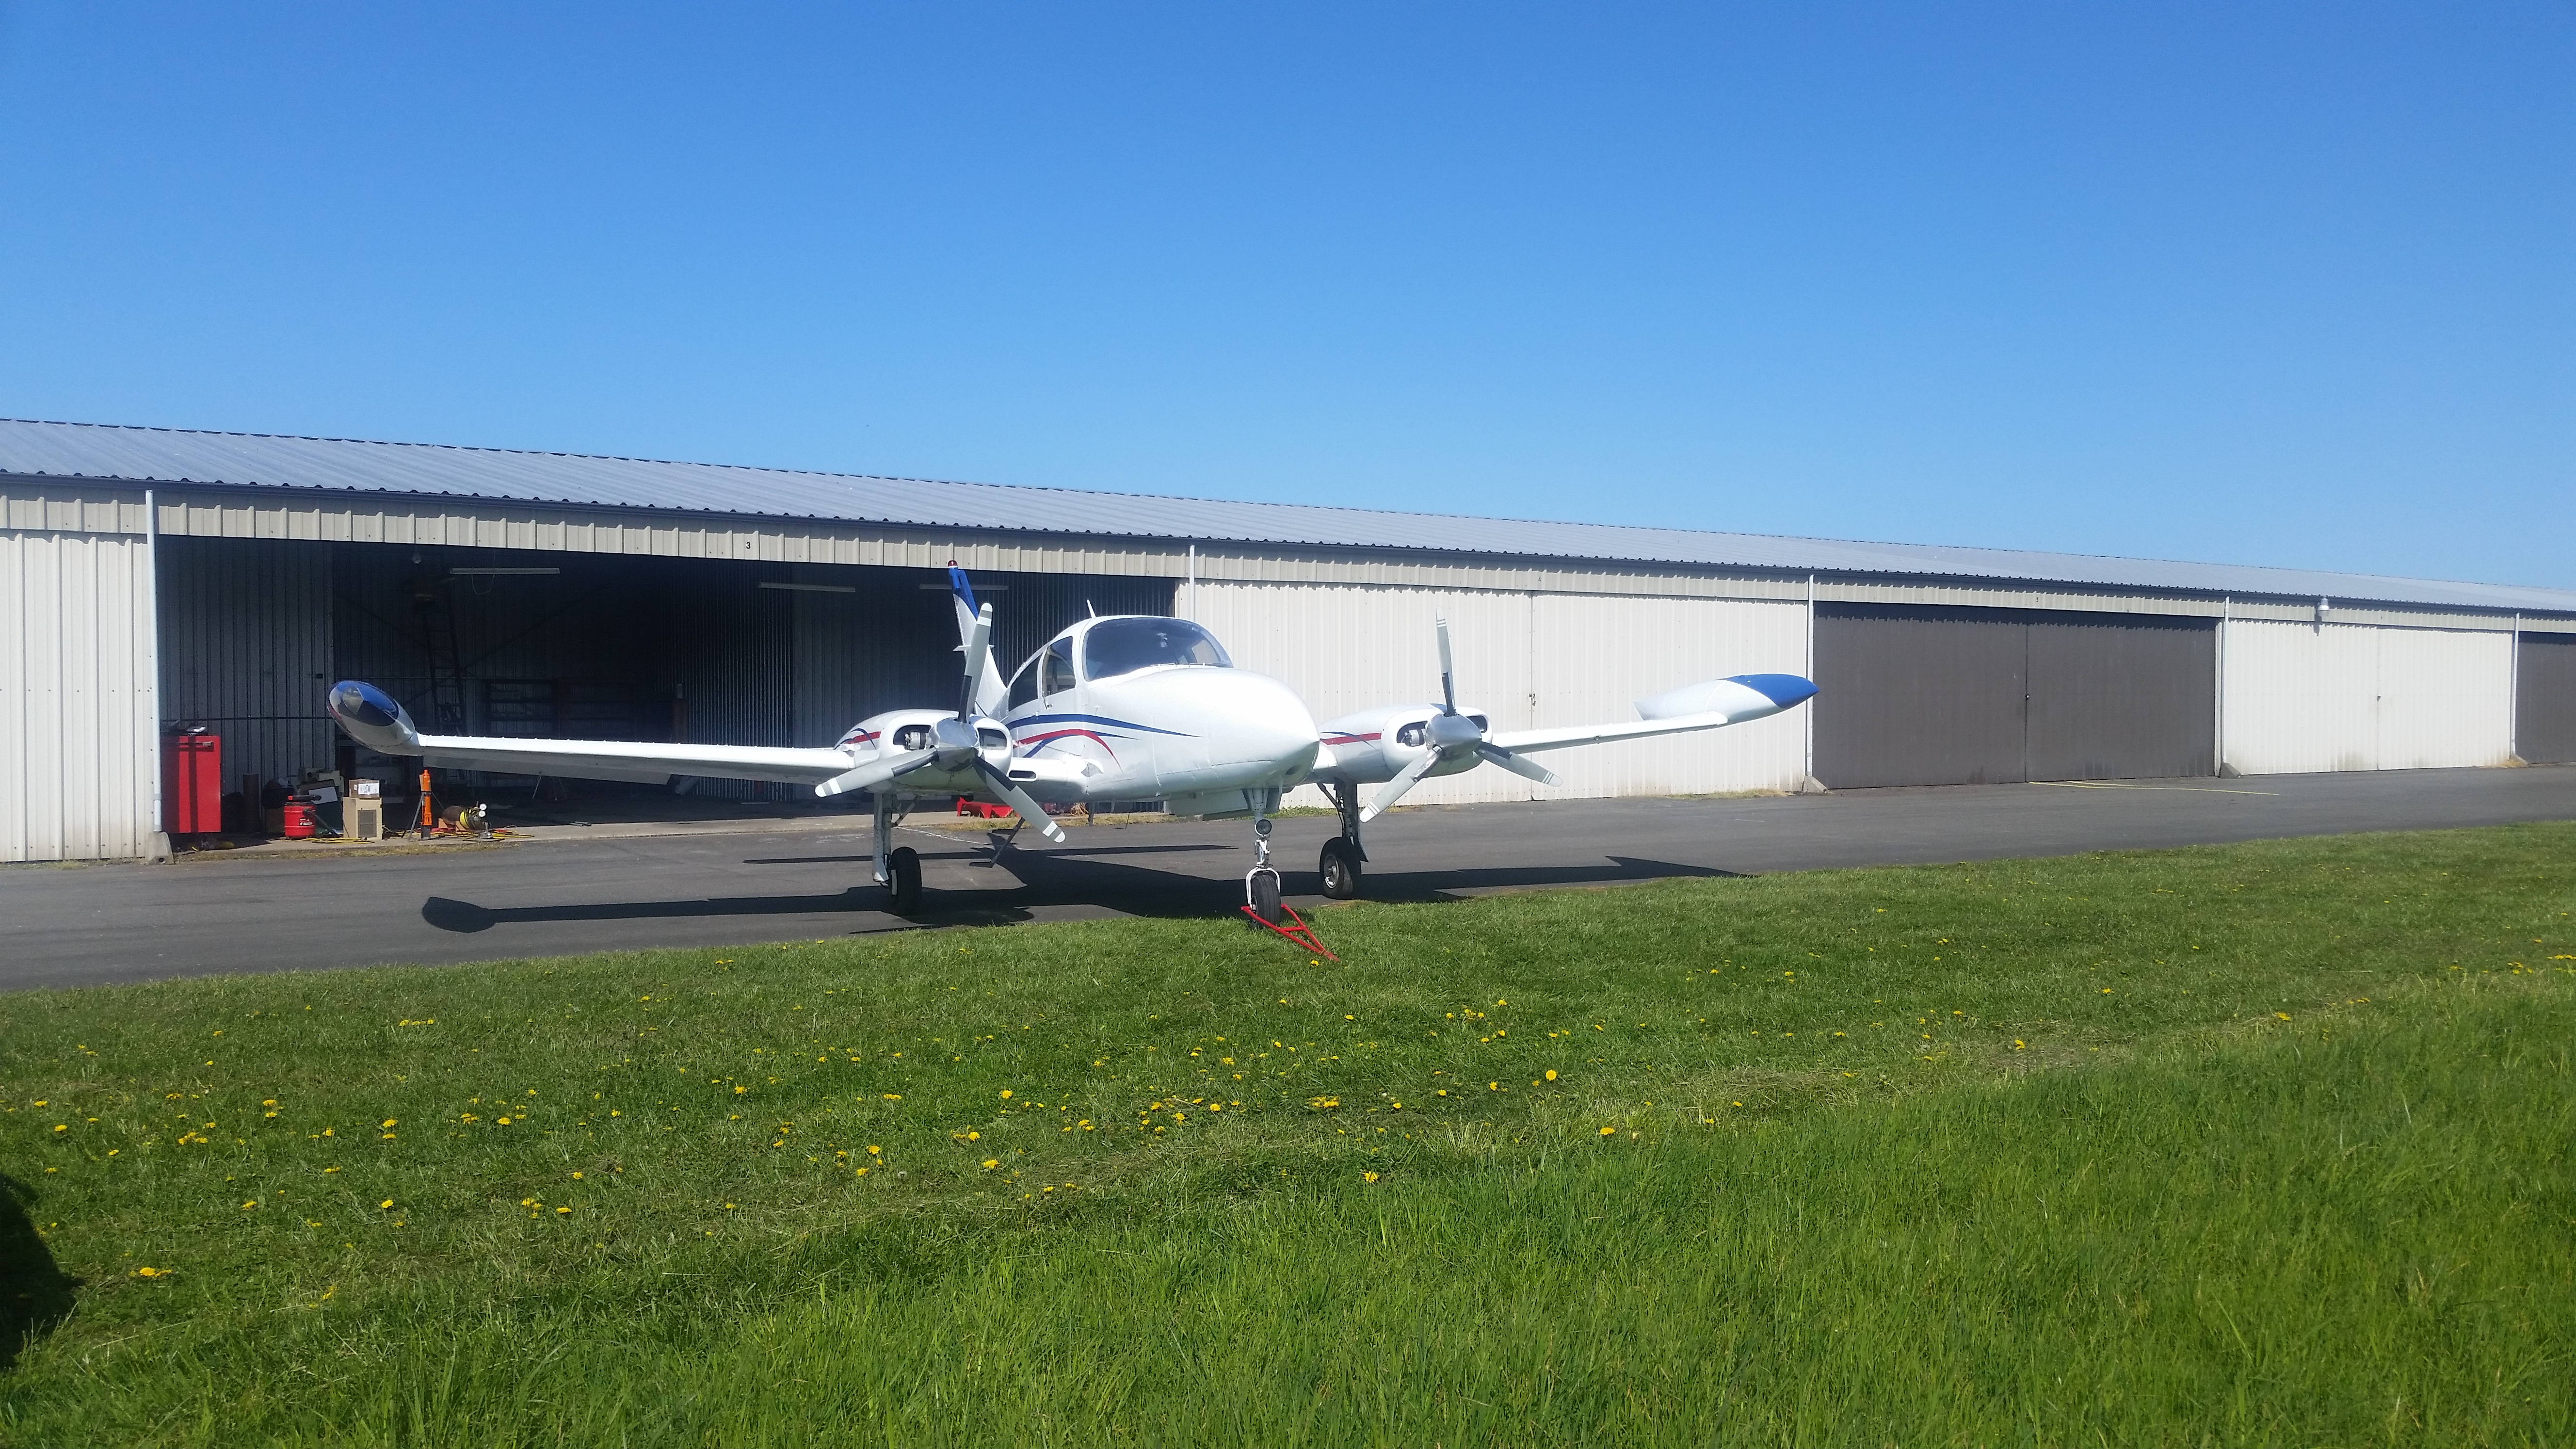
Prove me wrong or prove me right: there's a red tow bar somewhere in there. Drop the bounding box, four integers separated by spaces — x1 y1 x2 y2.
1240 902 1340 961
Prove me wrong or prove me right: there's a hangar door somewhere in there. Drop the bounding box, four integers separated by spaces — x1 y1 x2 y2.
2522 631 2576 764
1813 604 2216 788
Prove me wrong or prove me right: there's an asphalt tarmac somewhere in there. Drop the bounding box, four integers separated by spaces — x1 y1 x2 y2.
5 765 2572 991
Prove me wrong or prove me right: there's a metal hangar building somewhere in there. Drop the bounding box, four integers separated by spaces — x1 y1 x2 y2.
5 417 2573 863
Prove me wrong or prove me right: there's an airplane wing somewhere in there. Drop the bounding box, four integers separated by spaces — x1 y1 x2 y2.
1486 710 1737 754
326 681 853 787
1489 673 1817 754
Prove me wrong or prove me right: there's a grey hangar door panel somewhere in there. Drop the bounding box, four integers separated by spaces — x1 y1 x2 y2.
2025 613 2218 782
1812 605 2215 789
2520 633 2576 764
1811 607 2027 788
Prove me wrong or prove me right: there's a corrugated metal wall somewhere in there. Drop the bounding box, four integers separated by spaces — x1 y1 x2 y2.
1190 582 1807 806
1 531 161 861
2513 631 2576 764
2221 619 2514 774
158 536 334 796
1812 605 2217 788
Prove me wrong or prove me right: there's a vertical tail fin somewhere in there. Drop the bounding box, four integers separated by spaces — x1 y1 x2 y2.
949 564 1010 715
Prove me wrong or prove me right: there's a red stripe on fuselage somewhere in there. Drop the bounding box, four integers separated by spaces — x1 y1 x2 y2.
1014 727 1121 761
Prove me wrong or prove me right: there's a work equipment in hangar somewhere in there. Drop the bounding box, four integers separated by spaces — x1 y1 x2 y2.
1811 604 2218 788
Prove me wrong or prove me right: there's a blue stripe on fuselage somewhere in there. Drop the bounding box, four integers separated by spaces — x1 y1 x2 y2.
1010 712 1196 738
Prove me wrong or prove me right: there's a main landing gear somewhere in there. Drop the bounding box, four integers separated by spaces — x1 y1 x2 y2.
1317 784 1368 900
873 793 923 917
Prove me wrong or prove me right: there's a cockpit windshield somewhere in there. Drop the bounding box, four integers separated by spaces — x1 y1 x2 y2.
1082 617 1232 681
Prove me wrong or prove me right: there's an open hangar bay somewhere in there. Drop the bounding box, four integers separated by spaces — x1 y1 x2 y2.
3 416 2575 866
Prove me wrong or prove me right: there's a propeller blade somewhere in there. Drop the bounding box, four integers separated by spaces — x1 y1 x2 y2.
1476 741 1560 787
813 748 937 799
1435 614 1456 716
972 759 1068 842
957 602 995 719
1362 750 1442 823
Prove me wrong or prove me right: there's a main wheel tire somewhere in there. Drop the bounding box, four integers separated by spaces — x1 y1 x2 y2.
887 846 923 916
1318 838 1362 900
1249 869 1283 925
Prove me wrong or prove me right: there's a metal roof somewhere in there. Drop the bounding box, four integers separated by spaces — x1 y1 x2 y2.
6 417 2571 614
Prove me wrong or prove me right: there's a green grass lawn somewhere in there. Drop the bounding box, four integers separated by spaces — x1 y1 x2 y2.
4 823 2572 1447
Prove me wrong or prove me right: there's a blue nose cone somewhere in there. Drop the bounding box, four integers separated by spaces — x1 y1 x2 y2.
1729 673 1819 708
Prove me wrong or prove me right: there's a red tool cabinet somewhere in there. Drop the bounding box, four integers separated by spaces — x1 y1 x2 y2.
163 732 221 835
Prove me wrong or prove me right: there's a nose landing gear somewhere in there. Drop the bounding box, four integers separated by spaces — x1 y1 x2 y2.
1317 784 1367 900
1240 811 1339 960
1245 816 1283 924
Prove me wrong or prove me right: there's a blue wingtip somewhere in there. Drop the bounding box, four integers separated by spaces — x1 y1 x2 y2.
1730 673 1819 708
948 564 977 612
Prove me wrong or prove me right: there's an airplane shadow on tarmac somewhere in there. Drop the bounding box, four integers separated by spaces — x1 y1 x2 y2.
421 838 1738 935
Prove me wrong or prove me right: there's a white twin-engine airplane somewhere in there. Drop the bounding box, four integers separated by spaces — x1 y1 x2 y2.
326 567 1816 922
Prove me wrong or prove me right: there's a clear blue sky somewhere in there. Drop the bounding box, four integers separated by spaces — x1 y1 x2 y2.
2 4 2567 587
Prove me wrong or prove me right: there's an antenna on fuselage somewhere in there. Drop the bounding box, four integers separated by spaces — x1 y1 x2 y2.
1086 599 1097 617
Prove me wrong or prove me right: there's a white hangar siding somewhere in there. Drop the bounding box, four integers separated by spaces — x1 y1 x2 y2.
0 526 161 863
2220 619 2517 775
1189 581 1810 806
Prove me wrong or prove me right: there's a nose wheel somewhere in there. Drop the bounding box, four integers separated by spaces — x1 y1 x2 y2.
1245 816 1285 924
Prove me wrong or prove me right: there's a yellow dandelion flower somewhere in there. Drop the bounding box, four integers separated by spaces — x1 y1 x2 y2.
1599 1126 1616 1136
1361 1170 1379 1183
2274 1012 2291 1021
379 1199 394 1209
134 1266 164 1278
999 1089 1012 1099
982 1159 1000 1169
381 1119 397 1128
1544 1069 1558 1081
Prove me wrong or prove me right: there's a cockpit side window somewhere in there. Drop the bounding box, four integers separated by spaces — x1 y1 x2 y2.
1081 618 1232 681
1040 637 1077 697
1008 650 1042 709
